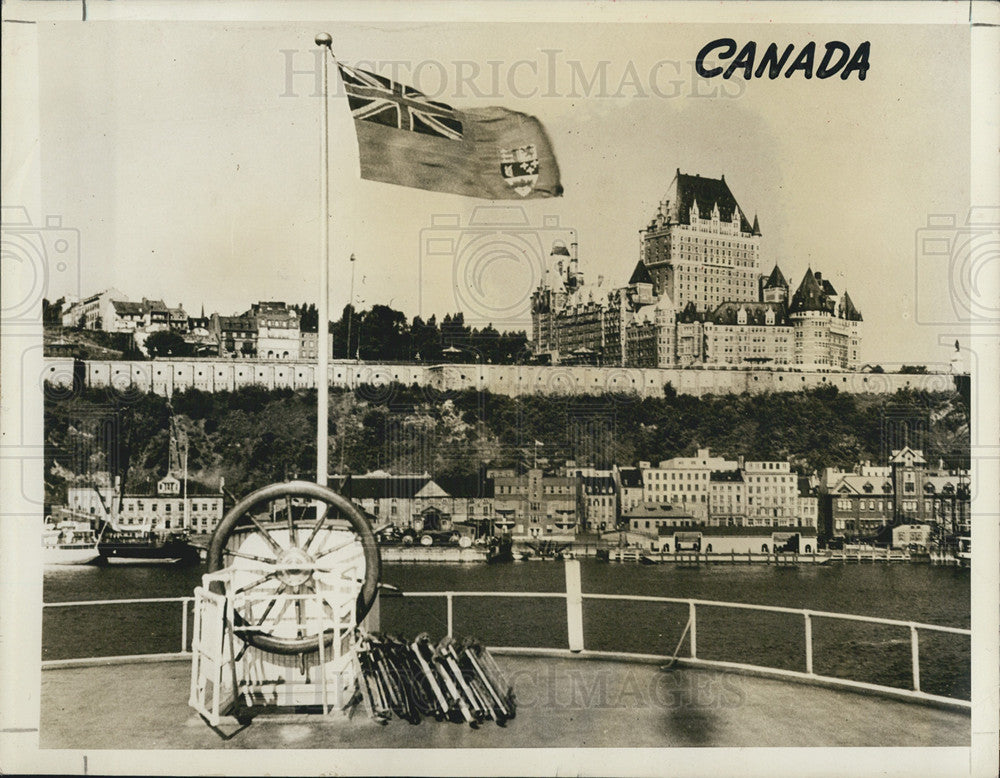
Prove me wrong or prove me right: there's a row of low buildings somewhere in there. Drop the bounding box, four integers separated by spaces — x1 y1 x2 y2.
58 292 320 361
531 170 863 371
64 474 226 534
59 446 968 549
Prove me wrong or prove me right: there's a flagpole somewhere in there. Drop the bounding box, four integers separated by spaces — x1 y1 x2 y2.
316 32 332 488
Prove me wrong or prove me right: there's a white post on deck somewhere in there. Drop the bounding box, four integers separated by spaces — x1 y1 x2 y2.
565 559 584 652
688 601 697 658
804 611 813 675
446 592 454 638
181 598 189 653
910 623 921 692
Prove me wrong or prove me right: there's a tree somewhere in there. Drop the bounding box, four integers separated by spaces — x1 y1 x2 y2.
296 302 318 333
42 297 65 325
145 330 190 358
898 365 928 374
359 305 407 360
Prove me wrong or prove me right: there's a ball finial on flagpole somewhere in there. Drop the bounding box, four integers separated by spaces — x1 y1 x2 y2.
315 32 332 48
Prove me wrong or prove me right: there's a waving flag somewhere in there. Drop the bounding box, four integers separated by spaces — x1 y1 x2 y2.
338 62 563 199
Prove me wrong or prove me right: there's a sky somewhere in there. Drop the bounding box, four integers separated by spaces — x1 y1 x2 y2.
37 20 971 366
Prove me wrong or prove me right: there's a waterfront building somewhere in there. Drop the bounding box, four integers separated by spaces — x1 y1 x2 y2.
624 502 699 535
329 472 450 530
639 448 815 529
613 466 645 522
798 475 820 529
892 523 933 550
491 468 578 537
579 475 617 533
818 448 970 541
639 449 733 522
435 473 496 528
65 474 224 533
742 459 801 526
653 525 819 555
327 471 496 533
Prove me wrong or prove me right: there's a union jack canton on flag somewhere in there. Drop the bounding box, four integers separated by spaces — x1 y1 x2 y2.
338 62 562 200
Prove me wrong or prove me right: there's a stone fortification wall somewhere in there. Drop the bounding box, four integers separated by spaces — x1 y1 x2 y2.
40 358 955 399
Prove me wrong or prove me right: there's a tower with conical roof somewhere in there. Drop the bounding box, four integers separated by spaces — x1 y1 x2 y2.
639 170 761 313
761 264 789 304
531 240 576 356
789 268 863 370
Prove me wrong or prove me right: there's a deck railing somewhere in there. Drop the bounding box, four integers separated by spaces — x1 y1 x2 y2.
42 563 970 710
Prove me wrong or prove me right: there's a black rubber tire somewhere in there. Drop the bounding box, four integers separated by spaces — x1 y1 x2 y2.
207 480 381 655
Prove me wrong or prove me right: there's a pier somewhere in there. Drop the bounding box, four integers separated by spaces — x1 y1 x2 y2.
605 549 828 565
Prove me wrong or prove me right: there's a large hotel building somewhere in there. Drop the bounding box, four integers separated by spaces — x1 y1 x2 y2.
531 170 863 370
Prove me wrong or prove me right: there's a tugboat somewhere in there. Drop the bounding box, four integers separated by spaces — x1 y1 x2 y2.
97 527 200 565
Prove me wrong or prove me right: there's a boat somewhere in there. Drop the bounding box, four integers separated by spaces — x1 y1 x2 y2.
97 529 201 565
486 534 514 563
42 520 101 566
955 536 971 567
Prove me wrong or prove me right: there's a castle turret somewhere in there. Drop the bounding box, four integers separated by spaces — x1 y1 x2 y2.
761 264 789 304
789 268 860 371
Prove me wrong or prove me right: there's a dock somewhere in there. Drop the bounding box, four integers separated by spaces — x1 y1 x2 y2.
605 548 828 565
828 547 911 563
378 545 487 563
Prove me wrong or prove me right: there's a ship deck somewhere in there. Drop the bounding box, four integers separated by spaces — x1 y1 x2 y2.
40 653 968 750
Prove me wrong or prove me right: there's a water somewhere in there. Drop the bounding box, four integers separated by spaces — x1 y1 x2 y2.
43 560 970 698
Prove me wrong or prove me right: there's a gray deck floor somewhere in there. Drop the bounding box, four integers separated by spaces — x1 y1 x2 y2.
40 655 968 750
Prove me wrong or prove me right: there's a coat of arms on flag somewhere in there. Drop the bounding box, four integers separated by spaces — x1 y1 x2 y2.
336 60 562 200
500 145 540 197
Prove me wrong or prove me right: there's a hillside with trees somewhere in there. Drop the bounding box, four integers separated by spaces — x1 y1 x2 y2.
43 382 970 508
